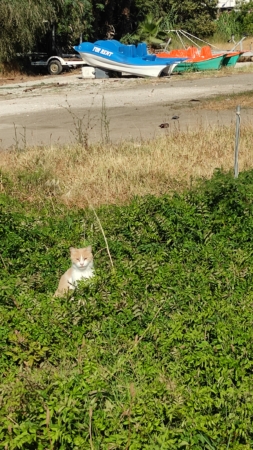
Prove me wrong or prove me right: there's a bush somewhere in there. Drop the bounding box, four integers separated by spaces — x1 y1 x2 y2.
214 10 242 41
238 0 253 36
1 170 253 448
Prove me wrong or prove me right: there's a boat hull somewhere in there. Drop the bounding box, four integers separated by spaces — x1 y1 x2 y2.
74 40 186 78
222 52 241 67
77 52 169 77
173 54 225 72
157 48 225 72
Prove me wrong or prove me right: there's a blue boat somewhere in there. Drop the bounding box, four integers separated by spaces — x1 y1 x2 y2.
74 40 186 77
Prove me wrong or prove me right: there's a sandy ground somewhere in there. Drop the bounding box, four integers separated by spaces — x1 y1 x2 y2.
0 65 253 149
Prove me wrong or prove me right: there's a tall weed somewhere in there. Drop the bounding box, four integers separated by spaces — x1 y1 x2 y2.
214 10 242 42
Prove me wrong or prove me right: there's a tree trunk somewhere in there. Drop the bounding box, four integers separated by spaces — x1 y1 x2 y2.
118 0 133 36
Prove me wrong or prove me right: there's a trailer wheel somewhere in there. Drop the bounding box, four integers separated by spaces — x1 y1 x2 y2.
48 59 63 75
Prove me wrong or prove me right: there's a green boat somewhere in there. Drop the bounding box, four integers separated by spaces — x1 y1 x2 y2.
157 47 226 73
158 30 245 72
173 54 225 72
158 45 242 73
222 52 242 67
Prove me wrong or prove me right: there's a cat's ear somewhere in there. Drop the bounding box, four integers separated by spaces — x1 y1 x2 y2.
86 245 92 252
69 247 75 253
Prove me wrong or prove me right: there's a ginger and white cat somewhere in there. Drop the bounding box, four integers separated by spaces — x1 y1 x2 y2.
54 246 94 297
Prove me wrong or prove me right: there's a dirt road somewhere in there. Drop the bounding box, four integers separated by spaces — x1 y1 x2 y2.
0 69 252 148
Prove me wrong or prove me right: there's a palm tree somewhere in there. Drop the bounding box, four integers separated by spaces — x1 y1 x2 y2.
133 13 167 47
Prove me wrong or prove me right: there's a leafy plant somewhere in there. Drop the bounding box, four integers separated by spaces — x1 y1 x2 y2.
132 13 168 46
236 0 253 36
2 169 253 448
214 10 242 41
0 0 93 63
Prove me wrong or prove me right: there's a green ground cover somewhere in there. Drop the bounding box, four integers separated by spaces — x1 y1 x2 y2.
1 169 253 449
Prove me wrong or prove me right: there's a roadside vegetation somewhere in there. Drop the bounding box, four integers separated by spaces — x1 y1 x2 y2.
1 105 253 207
198 90 253 110
2 146 253 447
1 3 253 447
1 108 253 448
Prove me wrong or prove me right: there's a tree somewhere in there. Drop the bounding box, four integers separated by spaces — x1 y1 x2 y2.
214 9 242 41
0 0 219 66
126 13 167 46
0 0 93 62
91 0 135 40
168 0 217 37
92 0 218 42
0 0 54 61
53 0 93 50
236 0 253 36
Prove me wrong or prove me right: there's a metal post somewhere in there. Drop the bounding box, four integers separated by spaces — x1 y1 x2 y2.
234 105 241 179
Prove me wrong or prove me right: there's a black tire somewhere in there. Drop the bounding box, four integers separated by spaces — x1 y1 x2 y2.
48 59 63 75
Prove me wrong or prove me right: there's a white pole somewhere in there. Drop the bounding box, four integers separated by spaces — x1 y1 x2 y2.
234 105 241 178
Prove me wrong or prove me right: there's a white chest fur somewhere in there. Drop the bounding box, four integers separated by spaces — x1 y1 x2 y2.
68 262 94 290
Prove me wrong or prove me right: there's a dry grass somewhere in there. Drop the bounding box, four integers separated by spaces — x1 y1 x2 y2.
198 91 253 111
210 36 253 52
169 36 253 52
1 122 253 208
168 36 253 57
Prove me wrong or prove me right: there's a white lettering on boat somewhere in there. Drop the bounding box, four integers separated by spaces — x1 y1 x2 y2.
92 46 113 57
100 49 113 56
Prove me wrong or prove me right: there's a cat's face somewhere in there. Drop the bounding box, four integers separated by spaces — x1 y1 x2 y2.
70 246 93 270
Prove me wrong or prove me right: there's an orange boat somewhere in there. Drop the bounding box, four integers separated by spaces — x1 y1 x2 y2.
157 46 241 72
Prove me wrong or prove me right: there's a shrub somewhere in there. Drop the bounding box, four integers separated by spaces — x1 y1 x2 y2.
1 170 253 448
